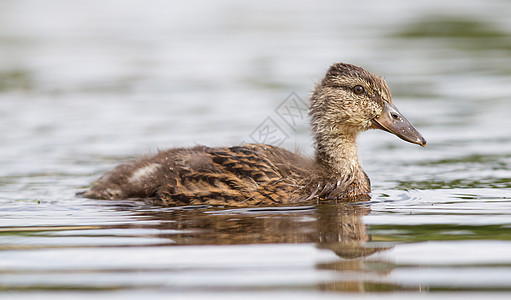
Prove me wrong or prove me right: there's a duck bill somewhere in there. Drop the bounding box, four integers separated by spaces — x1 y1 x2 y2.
371 102 427 147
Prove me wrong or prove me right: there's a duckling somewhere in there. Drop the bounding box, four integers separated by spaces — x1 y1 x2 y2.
83 63 426 206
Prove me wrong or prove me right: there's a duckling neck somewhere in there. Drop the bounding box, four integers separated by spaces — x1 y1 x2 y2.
314 132 362 177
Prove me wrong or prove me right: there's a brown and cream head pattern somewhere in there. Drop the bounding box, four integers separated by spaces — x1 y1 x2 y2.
310 62 426 147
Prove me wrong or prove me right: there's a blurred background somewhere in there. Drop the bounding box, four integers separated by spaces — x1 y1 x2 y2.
1 0 511 298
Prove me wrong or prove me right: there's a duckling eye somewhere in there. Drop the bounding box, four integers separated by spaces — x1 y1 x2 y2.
353 85 365 95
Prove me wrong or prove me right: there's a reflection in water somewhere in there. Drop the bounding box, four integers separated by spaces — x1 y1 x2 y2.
133 203 372 247
130 202 392 292
0 201 397 293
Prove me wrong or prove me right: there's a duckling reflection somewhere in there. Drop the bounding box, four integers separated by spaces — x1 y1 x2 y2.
132 202 389 257
125 202 393 293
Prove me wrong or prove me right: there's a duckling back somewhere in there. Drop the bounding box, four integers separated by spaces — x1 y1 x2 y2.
84 144 312 206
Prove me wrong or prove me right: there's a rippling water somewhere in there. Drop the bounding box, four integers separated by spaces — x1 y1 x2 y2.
1 0 511 298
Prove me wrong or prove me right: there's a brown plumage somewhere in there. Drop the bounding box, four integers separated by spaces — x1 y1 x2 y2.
83 63 426 207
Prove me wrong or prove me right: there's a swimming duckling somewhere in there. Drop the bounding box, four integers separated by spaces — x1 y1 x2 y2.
83 63 426 206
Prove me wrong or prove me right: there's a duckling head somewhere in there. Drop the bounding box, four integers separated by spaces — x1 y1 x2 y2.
310 63 426 150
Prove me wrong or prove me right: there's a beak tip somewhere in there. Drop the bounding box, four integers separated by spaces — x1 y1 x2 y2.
418 137 427 147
